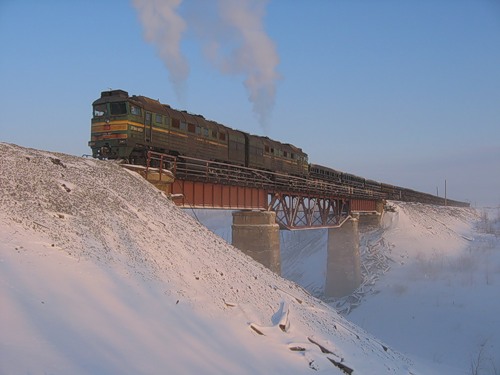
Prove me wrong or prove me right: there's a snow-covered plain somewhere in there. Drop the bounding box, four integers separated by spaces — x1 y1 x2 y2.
1 142 499 374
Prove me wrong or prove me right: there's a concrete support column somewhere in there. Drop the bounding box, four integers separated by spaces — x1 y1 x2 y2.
232 211 281 274
325 217 361 298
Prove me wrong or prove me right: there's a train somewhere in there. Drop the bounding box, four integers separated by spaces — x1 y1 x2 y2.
89 89 308 176
89 89 469 207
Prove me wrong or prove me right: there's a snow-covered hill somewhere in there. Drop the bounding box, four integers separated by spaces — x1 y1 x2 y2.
1 143 415 374
2 142 498 374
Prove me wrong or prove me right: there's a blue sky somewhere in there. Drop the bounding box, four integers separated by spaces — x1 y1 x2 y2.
1 0 499 206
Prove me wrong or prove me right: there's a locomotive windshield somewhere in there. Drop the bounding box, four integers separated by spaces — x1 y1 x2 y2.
93 103 107 117
94 102 128 118
110 102 127 115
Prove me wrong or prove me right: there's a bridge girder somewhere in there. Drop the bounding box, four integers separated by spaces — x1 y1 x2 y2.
269 192 351 230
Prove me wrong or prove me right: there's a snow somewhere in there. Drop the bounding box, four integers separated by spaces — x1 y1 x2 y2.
347 204 500 374
1 142 499 374
188 194 500 374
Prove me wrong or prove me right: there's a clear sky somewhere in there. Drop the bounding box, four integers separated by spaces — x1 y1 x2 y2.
1 0 499 207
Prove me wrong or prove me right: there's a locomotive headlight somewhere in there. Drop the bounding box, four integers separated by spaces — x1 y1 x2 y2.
118 140 127 145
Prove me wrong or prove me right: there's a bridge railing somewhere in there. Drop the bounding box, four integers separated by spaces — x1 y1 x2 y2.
142 151 469 208
160 154 385 201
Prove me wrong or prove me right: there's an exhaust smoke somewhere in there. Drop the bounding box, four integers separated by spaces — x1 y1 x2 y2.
133 0 188 99
133 0 280 130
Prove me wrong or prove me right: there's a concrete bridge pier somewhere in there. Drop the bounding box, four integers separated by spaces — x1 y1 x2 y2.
232 211 281 274
325 216 362 298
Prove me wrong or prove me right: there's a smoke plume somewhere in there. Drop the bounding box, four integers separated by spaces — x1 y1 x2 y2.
133 0 188 99
133 0 280 129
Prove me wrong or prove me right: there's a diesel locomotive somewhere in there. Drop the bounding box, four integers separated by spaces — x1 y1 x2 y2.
89 89 469 207
89 89 308 176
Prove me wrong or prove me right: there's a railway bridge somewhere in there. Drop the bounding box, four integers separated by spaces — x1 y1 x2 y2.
125 152 386 297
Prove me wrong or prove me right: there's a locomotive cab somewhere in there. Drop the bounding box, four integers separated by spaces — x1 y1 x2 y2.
89 90 135 160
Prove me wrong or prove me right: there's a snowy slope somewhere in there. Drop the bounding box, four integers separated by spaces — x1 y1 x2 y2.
348 202 500 374
190 189 500 374
0 143 416 374
193 211 329 299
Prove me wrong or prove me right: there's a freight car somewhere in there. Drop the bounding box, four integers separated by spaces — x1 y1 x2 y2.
380 183 470 207
89 90 309 176
309 164 342 184
308 165 470 207
310 163 380 191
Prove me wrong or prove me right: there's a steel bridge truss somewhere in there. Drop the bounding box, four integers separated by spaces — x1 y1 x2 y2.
269 193 351 230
